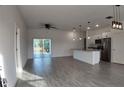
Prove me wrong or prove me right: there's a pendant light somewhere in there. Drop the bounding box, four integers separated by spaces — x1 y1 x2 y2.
112 5 116 29
112 5 123 30
118 5 123 30
72 27 76 41
87 22 91 30
72 25 83 41
79 25 82 40
86 22 91 40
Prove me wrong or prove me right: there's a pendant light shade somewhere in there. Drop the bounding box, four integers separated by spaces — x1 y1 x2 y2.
119 22 123 30
112 21 123 30
112 21 116 28
112 5 123 30
78 25 82 40
72 27 76 41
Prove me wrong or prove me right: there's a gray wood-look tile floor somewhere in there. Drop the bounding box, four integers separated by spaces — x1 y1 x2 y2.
16 56 124 87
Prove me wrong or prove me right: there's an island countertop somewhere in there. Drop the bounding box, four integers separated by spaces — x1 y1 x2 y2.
73 49 100 65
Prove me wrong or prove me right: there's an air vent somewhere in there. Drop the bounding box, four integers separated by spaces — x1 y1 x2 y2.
105 16 113 19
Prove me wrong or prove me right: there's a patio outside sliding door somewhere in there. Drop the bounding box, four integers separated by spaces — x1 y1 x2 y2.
33 39 51 58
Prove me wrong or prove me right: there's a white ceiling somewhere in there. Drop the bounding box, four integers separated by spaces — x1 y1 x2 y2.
18 5 124 31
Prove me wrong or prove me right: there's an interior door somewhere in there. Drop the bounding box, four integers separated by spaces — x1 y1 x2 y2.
15 27 22 74
16 31 19 69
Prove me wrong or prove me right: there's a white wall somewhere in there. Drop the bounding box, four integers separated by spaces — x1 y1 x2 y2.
28 29 83 58
0 6 28 87
87 26 124 64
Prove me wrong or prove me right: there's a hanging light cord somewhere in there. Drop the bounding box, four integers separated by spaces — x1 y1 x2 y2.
115 5 118 22
112 5 123 30
118 5 120 22
79 25 82 37
113 5 115 21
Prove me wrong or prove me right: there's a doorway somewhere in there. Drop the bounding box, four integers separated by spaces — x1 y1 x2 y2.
33 39 51 58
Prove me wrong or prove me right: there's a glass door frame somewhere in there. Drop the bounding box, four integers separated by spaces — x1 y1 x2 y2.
33 38 52 58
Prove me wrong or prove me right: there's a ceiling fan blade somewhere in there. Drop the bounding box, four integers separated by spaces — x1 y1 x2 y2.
40 26 45 28
51 27 58 29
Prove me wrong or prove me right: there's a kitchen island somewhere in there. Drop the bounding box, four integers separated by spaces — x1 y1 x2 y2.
73 49 100 65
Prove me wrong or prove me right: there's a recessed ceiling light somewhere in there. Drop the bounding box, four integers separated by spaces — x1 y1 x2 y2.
73 38 75 41
79 37 82 40
88 36 91 39
96 24 99 27
87 27 90 30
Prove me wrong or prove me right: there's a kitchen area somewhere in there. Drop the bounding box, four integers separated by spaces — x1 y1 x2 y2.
73 30 111 65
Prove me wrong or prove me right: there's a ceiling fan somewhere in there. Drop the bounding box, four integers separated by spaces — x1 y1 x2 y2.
40 23 58 30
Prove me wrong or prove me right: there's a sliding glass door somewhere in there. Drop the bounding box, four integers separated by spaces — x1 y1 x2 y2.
33 39 51 58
